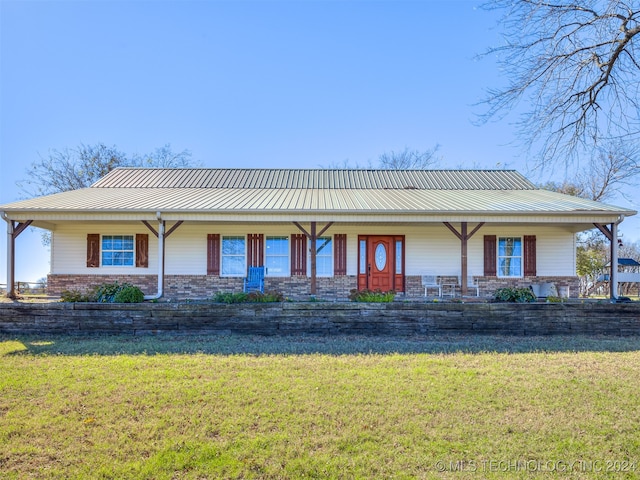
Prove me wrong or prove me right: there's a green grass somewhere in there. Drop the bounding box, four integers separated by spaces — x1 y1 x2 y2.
1 334 640 479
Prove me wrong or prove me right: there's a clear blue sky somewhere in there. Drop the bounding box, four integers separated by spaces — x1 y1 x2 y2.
1 0 638 285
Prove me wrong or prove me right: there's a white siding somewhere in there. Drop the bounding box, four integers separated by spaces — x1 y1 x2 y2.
51 222 577 277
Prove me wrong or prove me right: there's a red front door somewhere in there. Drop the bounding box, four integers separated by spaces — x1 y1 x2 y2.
357 235 404 292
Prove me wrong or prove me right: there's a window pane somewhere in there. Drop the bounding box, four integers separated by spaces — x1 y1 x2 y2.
223 237 244 255
315 237 332 276
266 256 288 275
395 240 402 274
222 255 245 275
221 236 245 276
498 237 522 277
266 237 289 276
359 240 366 274
101 235 134 267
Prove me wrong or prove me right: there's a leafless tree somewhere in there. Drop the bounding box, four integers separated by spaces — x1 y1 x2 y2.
541 142 639 201
480 1 640 166
324 146 441 170
19 142 196 245
377 145 441 170
20 142 195 197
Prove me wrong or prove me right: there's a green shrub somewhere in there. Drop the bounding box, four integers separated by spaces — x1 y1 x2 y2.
214 291 284 303
349 289 396 303
213 292 249 304
113 285 145 303
94 281 144 303
247 290 285 303
60 289 94 303
493 287 537 303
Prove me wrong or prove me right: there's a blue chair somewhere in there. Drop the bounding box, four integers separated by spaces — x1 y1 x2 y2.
244 266 265 293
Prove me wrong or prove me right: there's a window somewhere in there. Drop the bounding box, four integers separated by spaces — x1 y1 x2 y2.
102 235 134 266
313 237 333 276
395 239 403 274
221 236 246 276
359 239 367 275
266 236 289 276
498 237 522 277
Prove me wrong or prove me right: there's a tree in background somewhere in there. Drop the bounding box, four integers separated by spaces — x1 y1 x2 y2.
377 145 441 170
19 142 197 245
326 145 442 170
481 1 640 168
19 142 195 198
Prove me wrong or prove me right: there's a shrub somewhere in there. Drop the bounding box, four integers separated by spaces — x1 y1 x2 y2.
247 290 285 303
94 281 145 303
213 291 284 304
214 292 249 304
113 285 145 303
493 287 537 303
60 289 94 303
349 289 396 303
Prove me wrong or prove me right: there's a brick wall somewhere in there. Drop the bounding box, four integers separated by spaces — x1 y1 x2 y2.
49 274 579 300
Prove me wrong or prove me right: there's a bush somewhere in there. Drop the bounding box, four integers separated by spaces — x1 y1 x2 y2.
113 285 145 303
213 290 284 304
349 289 396 303
214 292 249 304
94 281 145 303
60 289 94 303
493 287 537 303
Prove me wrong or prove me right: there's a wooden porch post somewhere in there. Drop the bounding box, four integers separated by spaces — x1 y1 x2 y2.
3 218 33 299
443 222 484 296
293 221 334 296
594 222 619 300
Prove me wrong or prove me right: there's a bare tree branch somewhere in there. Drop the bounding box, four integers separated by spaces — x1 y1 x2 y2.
479 1 640 167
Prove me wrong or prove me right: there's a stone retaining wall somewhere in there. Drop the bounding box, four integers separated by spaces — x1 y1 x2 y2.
1 302 638 336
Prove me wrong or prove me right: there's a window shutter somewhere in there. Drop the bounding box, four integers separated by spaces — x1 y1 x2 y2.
247 234 264 267
207 234 220 275
334 234 347 275
135 234 149 268
524 235 537 276
87 234 100 268
290 234 307 276
483 235 496 276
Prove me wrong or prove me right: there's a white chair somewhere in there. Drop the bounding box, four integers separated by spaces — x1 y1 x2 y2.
421 274 442 297
467 276 480 296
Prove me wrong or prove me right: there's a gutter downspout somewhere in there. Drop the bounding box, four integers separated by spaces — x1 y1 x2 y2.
2 212 13 298
144 212 165 300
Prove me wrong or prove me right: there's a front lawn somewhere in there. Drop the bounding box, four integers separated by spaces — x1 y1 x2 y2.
1 334 639 479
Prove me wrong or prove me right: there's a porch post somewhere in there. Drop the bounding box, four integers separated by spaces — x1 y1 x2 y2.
310 222 317 295
293 221 333 297
5 219 13 298
2 217 33 299
461 222 468 295
594 222 620 301
611 222 619 300
443 222 484 296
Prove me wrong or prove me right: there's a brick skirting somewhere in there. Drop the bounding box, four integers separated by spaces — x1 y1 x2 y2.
48 274 580 301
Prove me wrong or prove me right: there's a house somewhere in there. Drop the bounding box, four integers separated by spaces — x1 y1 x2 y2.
1 168 636 300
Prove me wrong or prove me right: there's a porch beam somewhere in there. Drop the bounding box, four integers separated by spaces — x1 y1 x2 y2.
443 222 484 296
142 220 158 238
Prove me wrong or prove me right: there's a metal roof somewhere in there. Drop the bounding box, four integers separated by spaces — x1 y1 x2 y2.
91 168 537 190
1 169 635 222
1 185 633 215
